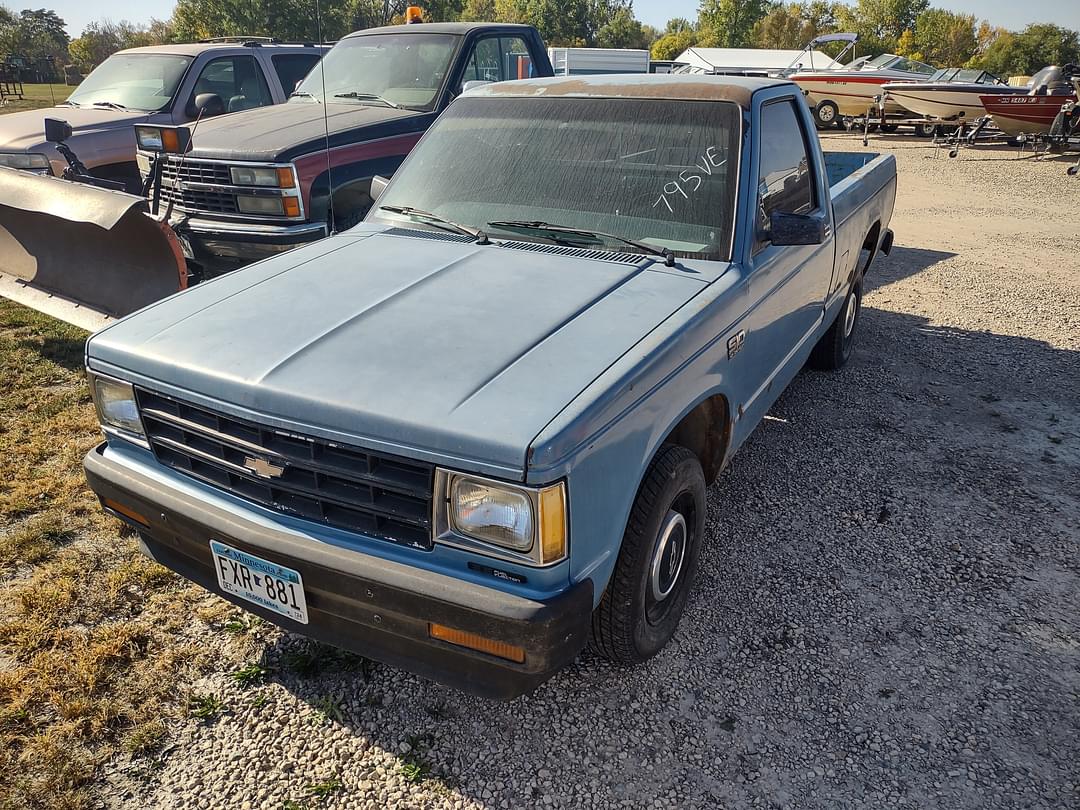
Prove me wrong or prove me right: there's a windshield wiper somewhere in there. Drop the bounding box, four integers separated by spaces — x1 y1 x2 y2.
91 101 127 110
379 205 488 242
57 100 80 107
290 90 318 101
487 220 675 266
333 92 399 109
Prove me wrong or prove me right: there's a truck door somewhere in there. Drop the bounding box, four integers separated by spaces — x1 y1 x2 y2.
742 95 834 389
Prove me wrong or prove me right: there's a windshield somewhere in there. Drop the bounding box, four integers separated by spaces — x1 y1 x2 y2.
67 53 191 112
292 33 457 111
373 96 741 261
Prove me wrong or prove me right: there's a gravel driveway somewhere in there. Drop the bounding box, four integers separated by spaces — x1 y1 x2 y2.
105 134 1079 810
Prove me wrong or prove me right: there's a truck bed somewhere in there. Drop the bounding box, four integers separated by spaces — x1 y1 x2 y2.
826 151 896 230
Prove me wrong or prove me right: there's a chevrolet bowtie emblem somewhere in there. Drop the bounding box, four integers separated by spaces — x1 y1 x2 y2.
244 456 285 479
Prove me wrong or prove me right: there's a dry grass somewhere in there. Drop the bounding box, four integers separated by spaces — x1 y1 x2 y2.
0 84 71 115
0 300 222 809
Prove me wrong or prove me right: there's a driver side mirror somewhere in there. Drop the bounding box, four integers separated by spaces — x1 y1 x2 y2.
190 92 225 118
370 175 390 201
768 211 826 246
43 117 72 144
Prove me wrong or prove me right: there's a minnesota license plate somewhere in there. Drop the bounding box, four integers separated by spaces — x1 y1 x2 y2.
210 540 308 624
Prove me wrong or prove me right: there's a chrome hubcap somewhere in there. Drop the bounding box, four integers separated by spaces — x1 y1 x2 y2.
650 510 687 603
843 289 858 338
820 106 835 121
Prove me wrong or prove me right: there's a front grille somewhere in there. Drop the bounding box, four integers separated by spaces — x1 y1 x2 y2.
160 156 232 185
137 389 435 549
158 185 239 214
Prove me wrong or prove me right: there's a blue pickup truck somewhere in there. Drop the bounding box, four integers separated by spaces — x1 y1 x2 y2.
82 75 895 699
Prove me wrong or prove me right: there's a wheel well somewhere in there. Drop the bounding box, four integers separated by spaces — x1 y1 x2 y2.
860 221 881 275
331 179 374 229
662 394 731 484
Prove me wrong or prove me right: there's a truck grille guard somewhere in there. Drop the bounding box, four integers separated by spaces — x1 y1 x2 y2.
136 389 435 549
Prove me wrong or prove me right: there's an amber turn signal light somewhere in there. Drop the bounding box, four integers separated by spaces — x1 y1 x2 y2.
102 497 149 527
429 623 525 663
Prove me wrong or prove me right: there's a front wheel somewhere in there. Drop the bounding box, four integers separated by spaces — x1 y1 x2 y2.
589 445 706 665
809 274 863 370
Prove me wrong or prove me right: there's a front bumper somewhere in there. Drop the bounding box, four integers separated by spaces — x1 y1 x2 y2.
83 443 592 700
174 216 328 276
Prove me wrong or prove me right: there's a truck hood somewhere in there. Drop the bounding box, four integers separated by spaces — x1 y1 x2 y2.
0 106 150 152
186 101 428 163
88 228 706 477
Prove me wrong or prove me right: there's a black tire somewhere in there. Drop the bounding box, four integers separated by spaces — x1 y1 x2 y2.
880 123 899 133
334 206 367 232
809 274 863 370
589 445 706 665
814 100 840 130
913 122 937 138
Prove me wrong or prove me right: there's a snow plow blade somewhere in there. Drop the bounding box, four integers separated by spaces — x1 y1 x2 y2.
0 167 187 331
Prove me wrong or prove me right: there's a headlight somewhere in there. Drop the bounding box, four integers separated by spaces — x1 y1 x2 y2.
89 374 144 438
451 477 534 550
236 195 285 215
230 166 295 188
0 152 50 171
134 125 190 154
442 473 567 565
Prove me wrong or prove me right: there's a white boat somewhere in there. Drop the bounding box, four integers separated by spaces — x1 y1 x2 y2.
881 68 1026 121
790 49 937 126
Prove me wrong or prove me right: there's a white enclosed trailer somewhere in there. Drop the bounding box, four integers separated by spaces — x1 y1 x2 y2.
548 47 650 76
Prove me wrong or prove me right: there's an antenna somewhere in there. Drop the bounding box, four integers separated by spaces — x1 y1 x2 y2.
314 0 335 234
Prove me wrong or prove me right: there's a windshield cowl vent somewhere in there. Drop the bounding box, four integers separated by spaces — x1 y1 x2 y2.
382 226 647 264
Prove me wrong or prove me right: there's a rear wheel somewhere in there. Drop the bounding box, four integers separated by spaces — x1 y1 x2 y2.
914 122 937 138
814 100 840 130
589 445 706 665
809 274 863 370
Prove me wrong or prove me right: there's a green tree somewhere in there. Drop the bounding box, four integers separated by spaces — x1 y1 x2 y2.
698 0 771 49
973 23 1080 77
895 9 977 66
650 27 696 60
665 17 693 33
459 0 496 20
596 5 644 48
69 19 174 72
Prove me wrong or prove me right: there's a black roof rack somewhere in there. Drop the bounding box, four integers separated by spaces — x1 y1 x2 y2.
197 36 322 47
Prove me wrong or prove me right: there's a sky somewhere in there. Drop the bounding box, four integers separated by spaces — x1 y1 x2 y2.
43 0 1080 41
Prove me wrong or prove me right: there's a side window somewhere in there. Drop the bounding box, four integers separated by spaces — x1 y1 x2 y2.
193 56 272 113
756 99 816 249
501 36 534 80
272 53 321 95
464 37 501 85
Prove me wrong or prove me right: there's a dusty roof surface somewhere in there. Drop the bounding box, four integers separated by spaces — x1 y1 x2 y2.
467 74 792 108
346 22 535 38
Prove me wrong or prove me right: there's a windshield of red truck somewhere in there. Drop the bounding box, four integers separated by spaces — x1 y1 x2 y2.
292 33 457 111
374 96 742 261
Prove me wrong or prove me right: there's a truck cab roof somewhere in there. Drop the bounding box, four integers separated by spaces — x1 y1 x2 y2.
467 73 794 109
344 22 540 38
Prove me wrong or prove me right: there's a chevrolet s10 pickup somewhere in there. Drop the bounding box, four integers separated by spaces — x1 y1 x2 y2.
83 75 895 699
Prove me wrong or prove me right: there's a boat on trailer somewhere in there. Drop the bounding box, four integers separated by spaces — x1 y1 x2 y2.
980 66 1077 136
789 36 937 126
882 68 1025 121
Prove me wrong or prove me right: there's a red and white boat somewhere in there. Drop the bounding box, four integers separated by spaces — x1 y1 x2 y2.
979 66 1077 136
790 46 937 127
882 68 1025 121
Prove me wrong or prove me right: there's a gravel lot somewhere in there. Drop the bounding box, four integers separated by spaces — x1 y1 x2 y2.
103 134 1079 809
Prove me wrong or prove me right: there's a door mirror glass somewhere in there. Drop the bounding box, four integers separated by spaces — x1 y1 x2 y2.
192 92 225 117
769 211 826 246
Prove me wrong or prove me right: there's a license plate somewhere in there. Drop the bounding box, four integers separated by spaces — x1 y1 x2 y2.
210 540 309 624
